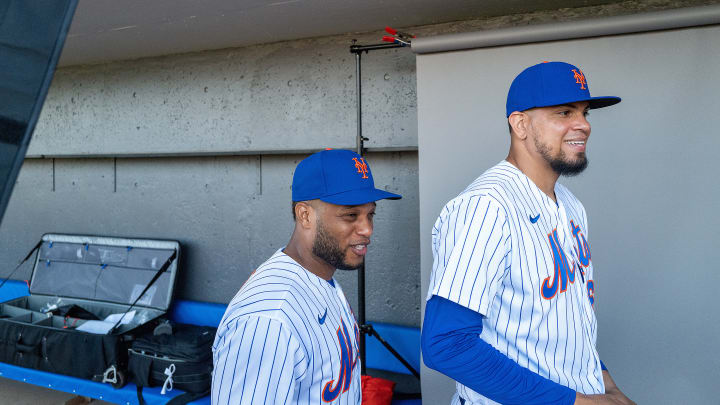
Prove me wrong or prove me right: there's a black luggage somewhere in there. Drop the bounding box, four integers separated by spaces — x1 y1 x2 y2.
129 321 215 404
0 234 180 387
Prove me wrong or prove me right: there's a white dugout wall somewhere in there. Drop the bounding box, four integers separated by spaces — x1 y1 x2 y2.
416 8 720 405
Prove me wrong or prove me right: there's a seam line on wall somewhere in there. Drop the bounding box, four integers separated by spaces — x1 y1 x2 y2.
24 146 418 159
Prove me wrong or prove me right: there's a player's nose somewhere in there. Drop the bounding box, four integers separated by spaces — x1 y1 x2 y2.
355 216 373 238
575 114 591 134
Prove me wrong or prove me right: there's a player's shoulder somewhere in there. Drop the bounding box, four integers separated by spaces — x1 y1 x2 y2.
249 249 308 285
440 161 519 217
221 250 309 325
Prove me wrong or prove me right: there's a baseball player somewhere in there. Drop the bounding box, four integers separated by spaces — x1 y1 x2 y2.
212 149 401 404
422 62 635 405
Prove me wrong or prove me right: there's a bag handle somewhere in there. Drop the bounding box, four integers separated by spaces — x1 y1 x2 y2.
0 240 42 291
110 250 177 334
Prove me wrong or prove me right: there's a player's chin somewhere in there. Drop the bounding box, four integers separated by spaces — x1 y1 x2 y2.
349 253 366 265
336 257 364 271
342 251 366 269
569 154 587 165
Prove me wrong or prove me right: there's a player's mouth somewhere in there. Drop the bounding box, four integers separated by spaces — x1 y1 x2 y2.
349 243 369 256
564 139 586 152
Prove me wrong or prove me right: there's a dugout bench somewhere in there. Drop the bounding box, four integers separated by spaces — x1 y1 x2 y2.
0 279 421 405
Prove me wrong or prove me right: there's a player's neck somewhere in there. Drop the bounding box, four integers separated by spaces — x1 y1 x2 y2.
506 154 559 202
284 234 335 280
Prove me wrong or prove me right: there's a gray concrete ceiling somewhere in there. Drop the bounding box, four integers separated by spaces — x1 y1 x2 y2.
60 0 624 66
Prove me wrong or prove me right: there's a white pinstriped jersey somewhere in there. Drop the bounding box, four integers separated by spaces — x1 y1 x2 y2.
427 161 604 404
212 249 361 405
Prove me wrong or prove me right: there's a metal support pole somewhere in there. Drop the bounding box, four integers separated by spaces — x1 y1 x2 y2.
355 49 364 156
354 49 368 375
350 40 409 378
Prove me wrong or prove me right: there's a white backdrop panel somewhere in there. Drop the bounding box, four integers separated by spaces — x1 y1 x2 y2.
418 24 720 405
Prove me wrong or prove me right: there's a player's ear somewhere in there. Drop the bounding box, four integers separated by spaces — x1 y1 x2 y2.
294 201 316 229
508 111 529 141
294 201 310 228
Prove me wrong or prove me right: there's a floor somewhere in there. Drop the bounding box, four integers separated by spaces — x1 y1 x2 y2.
0 377 112 405
0 371 419 404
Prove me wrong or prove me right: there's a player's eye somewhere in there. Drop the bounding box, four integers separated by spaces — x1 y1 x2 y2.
583 110 590 117
558 110 570 116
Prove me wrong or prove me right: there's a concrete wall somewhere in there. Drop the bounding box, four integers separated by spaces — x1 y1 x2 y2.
0 29 421 326
0 152 419 326
415 6 720 405
0 0 712 328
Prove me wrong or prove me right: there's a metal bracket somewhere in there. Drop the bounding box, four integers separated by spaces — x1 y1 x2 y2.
101 365 117 384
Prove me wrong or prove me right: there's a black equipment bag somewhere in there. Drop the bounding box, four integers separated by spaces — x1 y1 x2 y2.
129 321 216 404
0 320 120 380
0 234 180 388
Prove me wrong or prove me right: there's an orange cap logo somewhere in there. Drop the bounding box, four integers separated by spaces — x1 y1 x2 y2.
571 69 587 90
352 157 369 179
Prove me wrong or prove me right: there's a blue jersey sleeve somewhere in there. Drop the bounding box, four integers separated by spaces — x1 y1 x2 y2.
421 295 576 405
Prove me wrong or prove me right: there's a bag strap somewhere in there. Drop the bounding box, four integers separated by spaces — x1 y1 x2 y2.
166 389 210 405
136 385 147 405
110 250 177 334
0 239 42 291
136 384 208 405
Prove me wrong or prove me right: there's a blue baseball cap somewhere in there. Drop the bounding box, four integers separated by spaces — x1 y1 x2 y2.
292 149 402 205
506 61 621 117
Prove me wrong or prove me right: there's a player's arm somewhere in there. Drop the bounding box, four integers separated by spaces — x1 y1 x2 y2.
212 315 306 405
422 295 576 405
573 370 636 405
601 369 632 400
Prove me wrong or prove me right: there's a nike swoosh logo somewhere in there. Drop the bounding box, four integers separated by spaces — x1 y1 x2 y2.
318 309 327 325
529 213 540 223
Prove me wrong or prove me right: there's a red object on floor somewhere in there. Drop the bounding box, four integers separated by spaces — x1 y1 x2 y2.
361 375 396 405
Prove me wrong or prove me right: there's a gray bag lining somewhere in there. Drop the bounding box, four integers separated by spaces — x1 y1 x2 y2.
30 234 179 311
0 296 162 334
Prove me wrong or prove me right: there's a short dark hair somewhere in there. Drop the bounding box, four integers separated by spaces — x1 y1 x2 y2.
291 201 298 221
508 122 513 135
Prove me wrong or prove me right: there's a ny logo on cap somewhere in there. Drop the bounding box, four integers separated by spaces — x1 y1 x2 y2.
571 69 587 90
352 157 369 179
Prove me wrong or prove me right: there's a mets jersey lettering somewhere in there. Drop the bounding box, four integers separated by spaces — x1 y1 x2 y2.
212 249 361 405
322 321 359 402
428 161 604 403
541 229 576 300
571 220 591 267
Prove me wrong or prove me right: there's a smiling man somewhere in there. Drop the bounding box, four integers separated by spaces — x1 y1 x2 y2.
422 62 635 405
212 149 400 405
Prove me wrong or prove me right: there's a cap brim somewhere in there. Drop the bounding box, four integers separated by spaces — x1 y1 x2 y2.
587 96 621 110
511 96 622 117
320 187 402 205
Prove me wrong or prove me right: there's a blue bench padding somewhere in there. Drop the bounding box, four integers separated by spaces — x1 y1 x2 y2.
168 299 227 327
0 279 30 302
0 362 209 405
365 322 421 374
0 279 421 404
168 299 421 375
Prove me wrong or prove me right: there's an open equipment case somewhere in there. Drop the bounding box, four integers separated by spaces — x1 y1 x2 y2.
0 233 179 388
